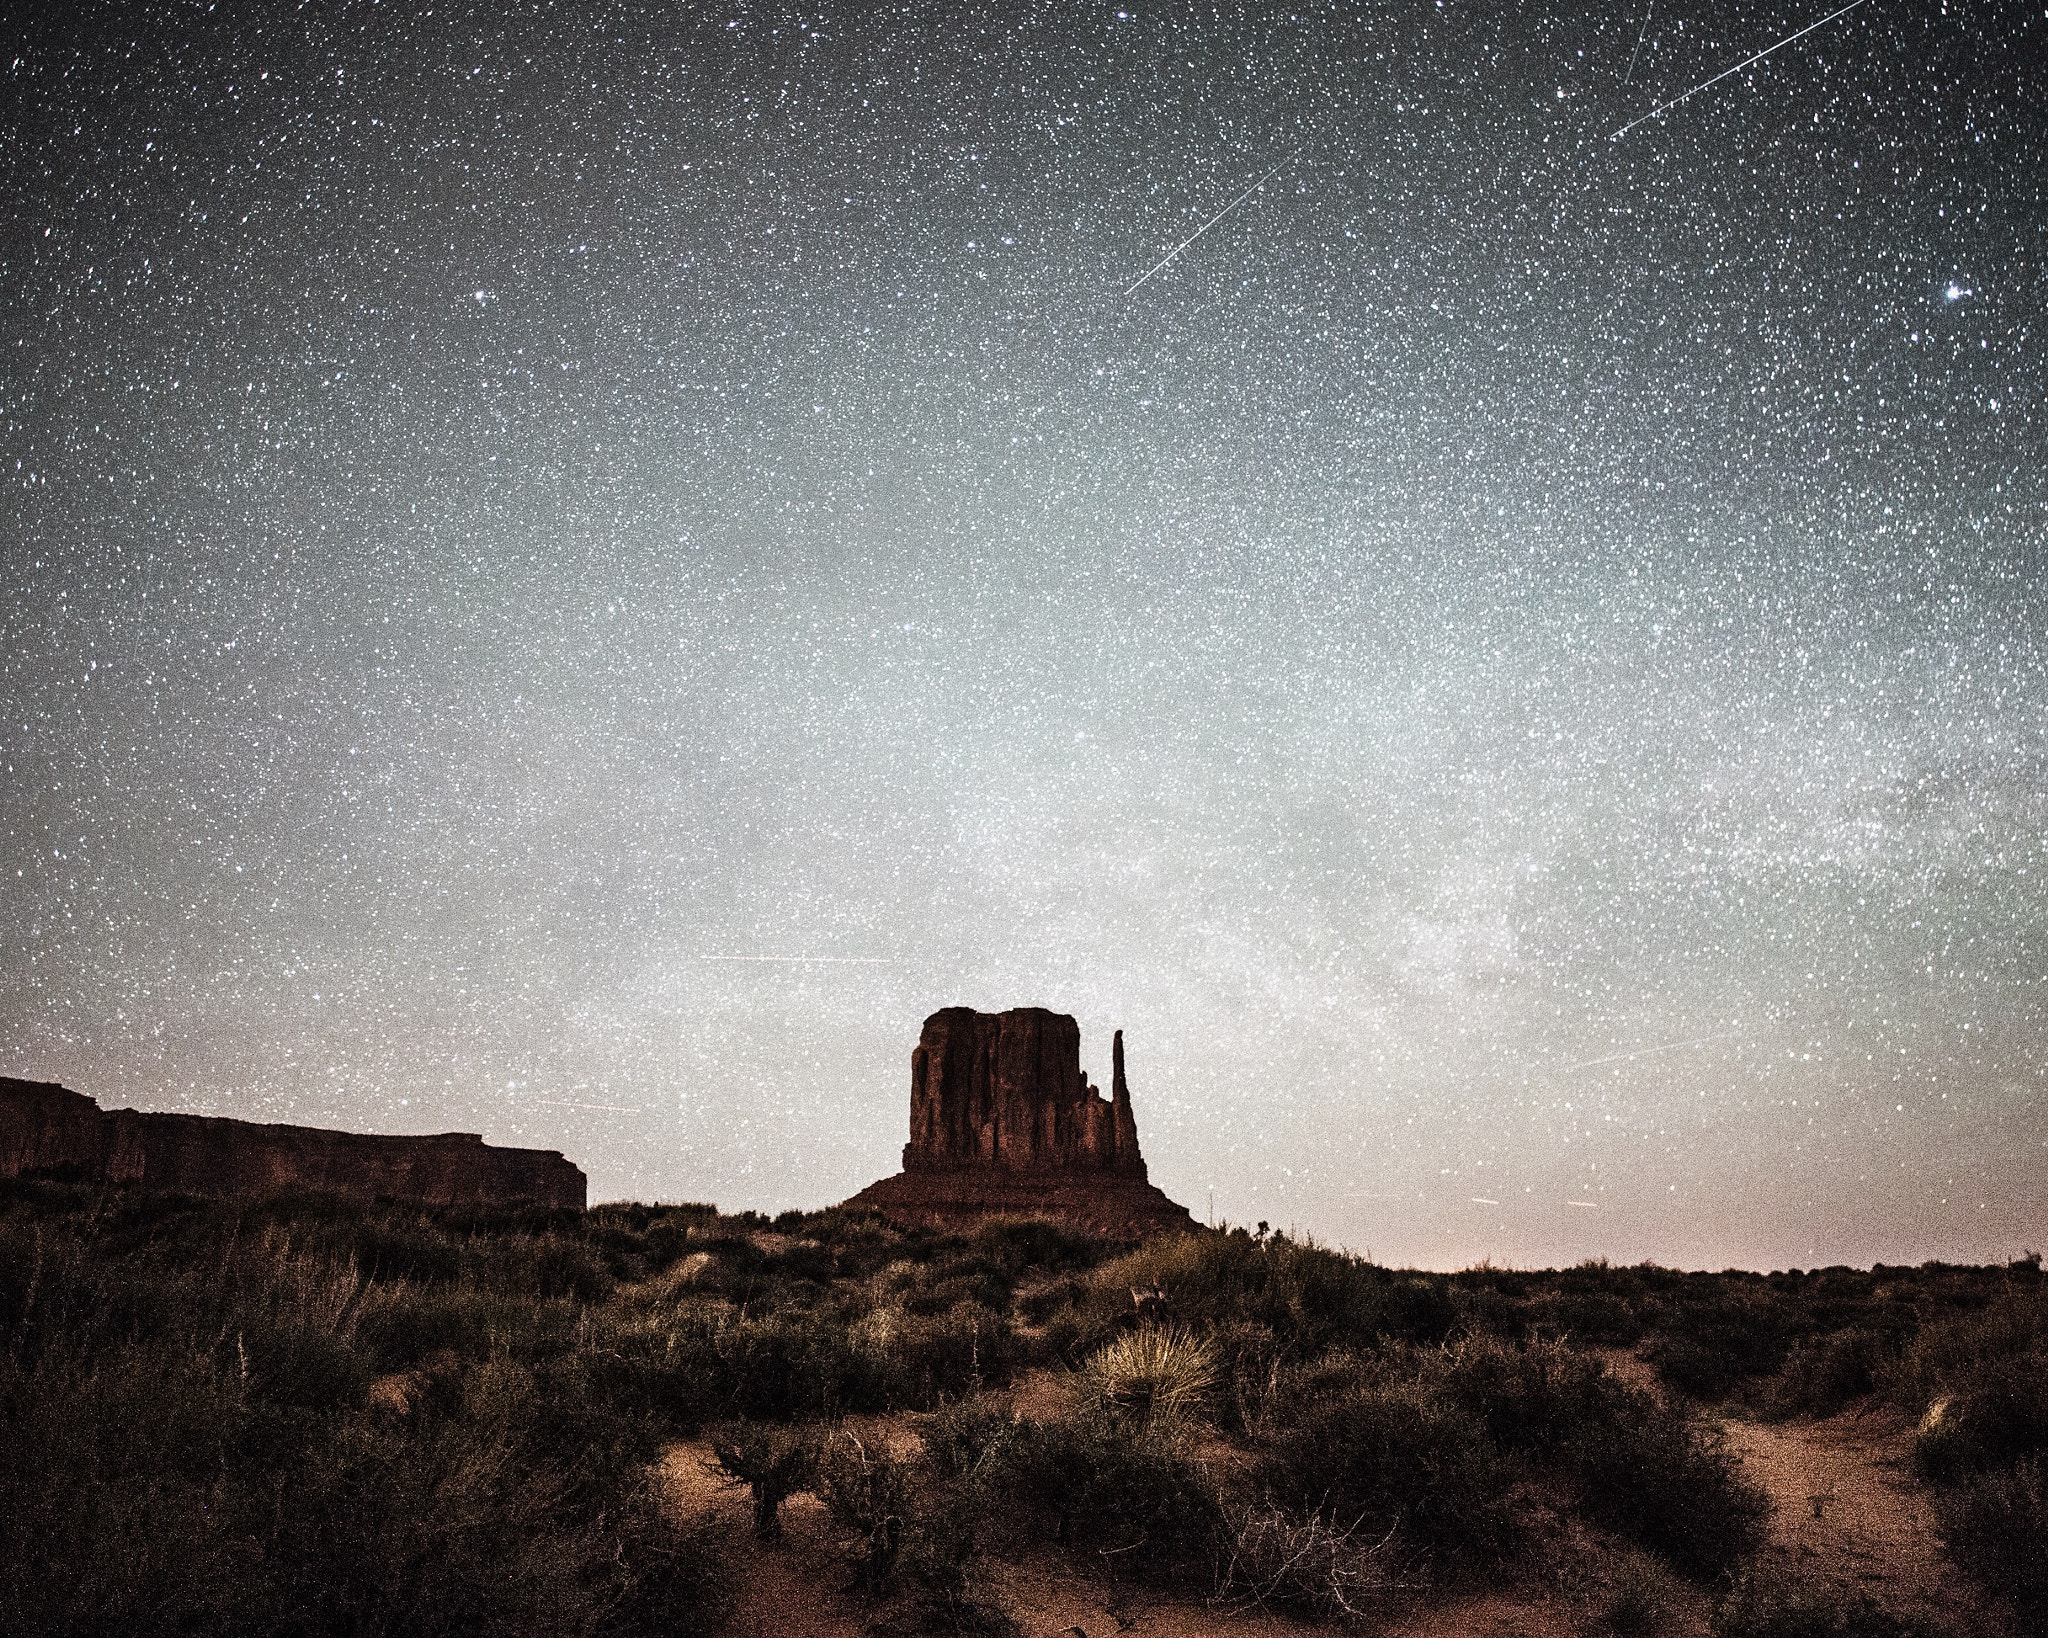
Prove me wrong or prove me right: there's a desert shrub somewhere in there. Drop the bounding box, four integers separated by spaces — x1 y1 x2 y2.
1438 1333 1615 1460
1595 1548 1689 1636
963 1216 1108 1279
237 1309 372 1409
892 1301 1021 1399
638 1205 717 1269
1934 1455 2048 1620
1255 1365 1514 1571
709 1420 820 1540
1081 1231 1464 1359
878 1257 1012 1317
1888 1284 2048 1610
1425 1334 1765 1579
877 1516 1019 1638
1212 1502 1407 1622
1537 1287 1646 1346
462 1230 612 1301
1650 1327 1781 1400
1016 1272 1089 1329
0 1192 736 1638
921 1396 1017 1480
1078 1325 1217 1426
1211 1319 1284 1434
844 1300 1018 1408
1891 1285 2047 1417
1910 1361 2048 1484
343 1216 465 1284
1712 1567 1948 1637
817 1429 911 1588
999 1407 1222 1570
1771 1327 1890 1417
1566 1380 1769 1579
812 1402 1020 1636
352 1281 554 1371
713 1309 894 1417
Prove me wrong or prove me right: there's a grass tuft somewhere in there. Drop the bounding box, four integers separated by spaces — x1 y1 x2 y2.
1078 1325 1217 1426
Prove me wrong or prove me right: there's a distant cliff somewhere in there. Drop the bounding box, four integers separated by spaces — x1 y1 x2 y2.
0 1078 586 1211
845 1008 1193 1238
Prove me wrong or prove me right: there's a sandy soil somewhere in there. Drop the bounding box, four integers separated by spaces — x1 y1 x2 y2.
1721 1405 2007 1635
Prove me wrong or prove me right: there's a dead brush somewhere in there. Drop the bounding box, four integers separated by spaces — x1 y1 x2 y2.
815 1429 908 1590
707 1421 819 1540
1080 1324 1217 1426
1213 1503 1409 1622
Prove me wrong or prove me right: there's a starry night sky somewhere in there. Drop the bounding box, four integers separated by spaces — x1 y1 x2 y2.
4 0 2044 1268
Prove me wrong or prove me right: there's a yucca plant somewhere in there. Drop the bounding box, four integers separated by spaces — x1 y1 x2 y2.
1081 1325 1217 1426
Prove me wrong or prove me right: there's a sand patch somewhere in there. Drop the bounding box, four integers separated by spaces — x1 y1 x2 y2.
1724 1406 2007 1634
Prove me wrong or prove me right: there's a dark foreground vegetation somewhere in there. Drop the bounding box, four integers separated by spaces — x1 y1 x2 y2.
2 1176 2040 1636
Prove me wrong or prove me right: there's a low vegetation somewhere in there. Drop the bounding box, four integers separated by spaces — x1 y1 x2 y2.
1 1174 2037 1634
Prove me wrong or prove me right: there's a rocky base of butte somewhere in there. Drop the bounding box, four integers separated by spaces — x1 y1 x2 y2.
843 1007 1194 1239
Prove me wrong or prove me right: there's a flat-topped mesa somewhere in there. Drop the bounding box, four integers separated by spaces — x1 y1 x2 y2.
0 1077 586 1211
847 1007 1193 1239
905 1006 1146 1177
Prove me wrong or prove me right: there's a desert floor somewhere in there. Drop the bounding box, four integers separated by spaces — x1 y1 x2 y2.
660 1354 2010 1638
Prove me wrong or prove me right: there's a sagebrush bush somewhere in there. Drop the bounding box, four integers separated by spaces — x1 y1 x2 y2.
921 1396 1017 1481
1565 1378 1769 1579
0 1187 730 1638
1595 1548 1688 1636
817 1429 911 1588
1911 1358 2048 1484
999 1406 1222 1570
1770 1327 1889 1417
1255 1362 1514 1572
1934 1455 2048 1621
1082 1230 1465 1359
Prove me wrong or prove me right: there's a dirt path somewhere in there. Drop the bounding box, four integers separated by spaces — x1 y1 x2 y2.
1722 1406 2004 1634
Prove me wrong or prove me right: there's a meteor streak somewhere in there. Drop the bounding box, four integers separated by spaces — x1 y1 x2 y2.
1121 154 1294 297
535 1099 642 1113
1563 1032 1740 1072
1610 0 1869 139
1624 0 1655 84
700 955 899 964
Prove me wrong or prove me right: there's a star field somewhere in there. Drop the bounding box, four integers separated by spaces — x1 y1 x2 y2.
4 0 2044 1266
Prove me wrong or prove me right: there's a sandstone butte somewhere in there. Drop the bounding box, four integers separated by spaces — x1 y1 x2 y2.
0 1076 586 1211
842 1006 1196 1239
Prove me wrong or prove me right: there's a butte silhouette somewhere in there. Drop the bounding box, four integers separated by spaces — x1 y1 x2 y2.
844 1006 1194 1238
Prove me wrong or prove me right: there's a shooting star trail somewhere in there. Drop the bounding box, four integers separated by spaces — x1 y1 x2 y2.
535 1099 642 1114
1122 154 1294 298
700 955 900 964
1611 0 1869 139
1624 0 1655 84
1563 1032 1741 1072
